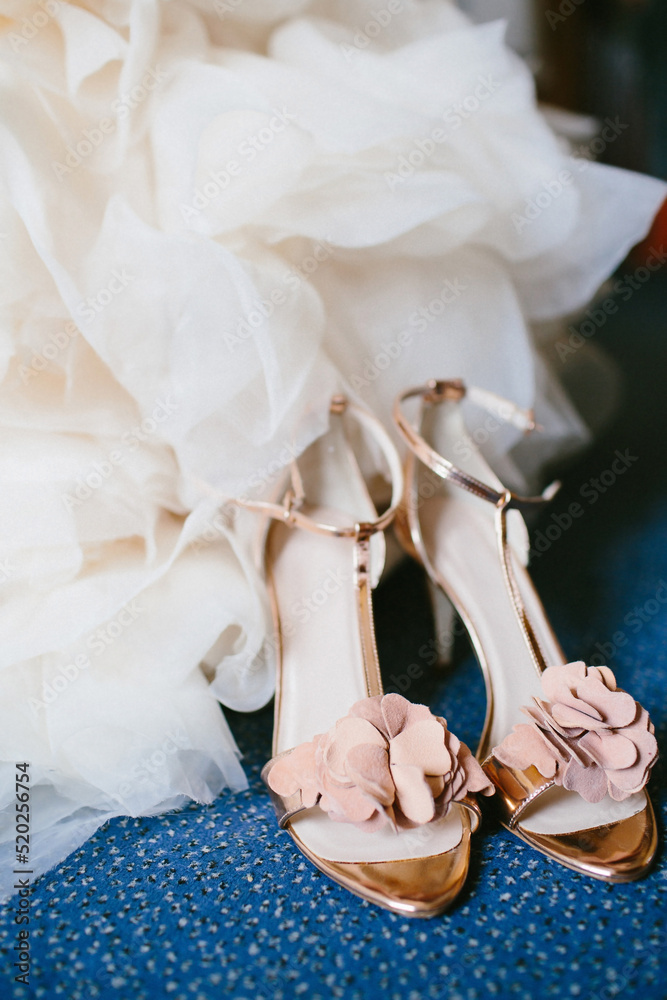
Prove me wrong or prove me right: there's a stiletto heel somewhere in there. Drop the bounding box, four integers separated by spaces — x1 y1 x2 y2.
232 395 493 915
426 577 457 668
393 379 658 881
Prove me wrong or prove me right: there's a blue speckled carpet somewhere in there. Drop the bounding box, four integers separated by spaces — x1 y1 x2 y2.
3 274 667 1000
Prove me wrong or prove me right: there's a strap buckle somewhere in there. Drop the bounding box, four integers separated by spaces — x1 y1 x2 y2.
394 379 560 512
197 395 405 541
423 378 466 405
281 488 303 525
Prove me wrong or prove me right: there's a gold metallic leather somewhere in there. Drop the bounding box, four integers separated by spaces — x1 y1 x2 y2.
394 379 659 882
259 396 485 915
510 799 658 883
482 754 555 829
290 807 474 918
483 753 658 881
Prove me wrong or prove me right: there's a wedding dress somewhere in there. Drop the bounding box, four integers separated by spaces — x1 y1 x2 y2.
0 0 664 897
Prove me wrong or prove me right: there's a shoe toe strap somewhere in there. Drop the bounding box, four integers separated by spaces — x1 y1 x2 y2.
458 794 483 833
482 754 555 829
261 755 309 830
262 752 484 833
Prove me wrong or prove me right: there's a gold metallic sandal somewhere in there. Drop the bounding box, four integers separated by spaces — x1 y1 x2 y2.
245 395 493 916
393 379 658 882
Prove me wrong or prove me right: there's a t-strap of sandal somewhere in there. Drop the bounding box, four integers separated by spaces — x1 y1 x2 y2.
260 396 487 834
392 377 658 881
250 393 494 915
240 395 403 710
232 395 404 540
394 379 560 675
394 379 560 514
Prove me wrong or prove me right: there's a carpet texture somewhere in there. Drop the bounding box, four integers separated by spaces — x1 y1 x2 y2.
2 274 666 1000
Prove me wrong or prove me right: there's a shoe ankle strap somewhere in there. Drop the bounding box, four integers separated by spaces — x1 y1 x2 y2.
227 395 404 540
393 379 559 512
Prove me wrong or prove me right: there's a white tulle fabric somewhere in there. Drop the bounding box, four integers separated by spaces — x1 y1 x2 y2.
0 0 664 895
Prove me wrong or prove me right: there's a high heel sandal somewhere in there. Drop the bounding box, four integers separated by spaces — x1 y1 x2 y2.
239 395 493 916
393 378 658 882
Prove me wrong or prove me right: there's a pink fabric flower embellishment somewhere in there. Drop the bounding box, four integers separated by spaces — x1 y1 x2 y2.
267 693 493 831
493 661 658 803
